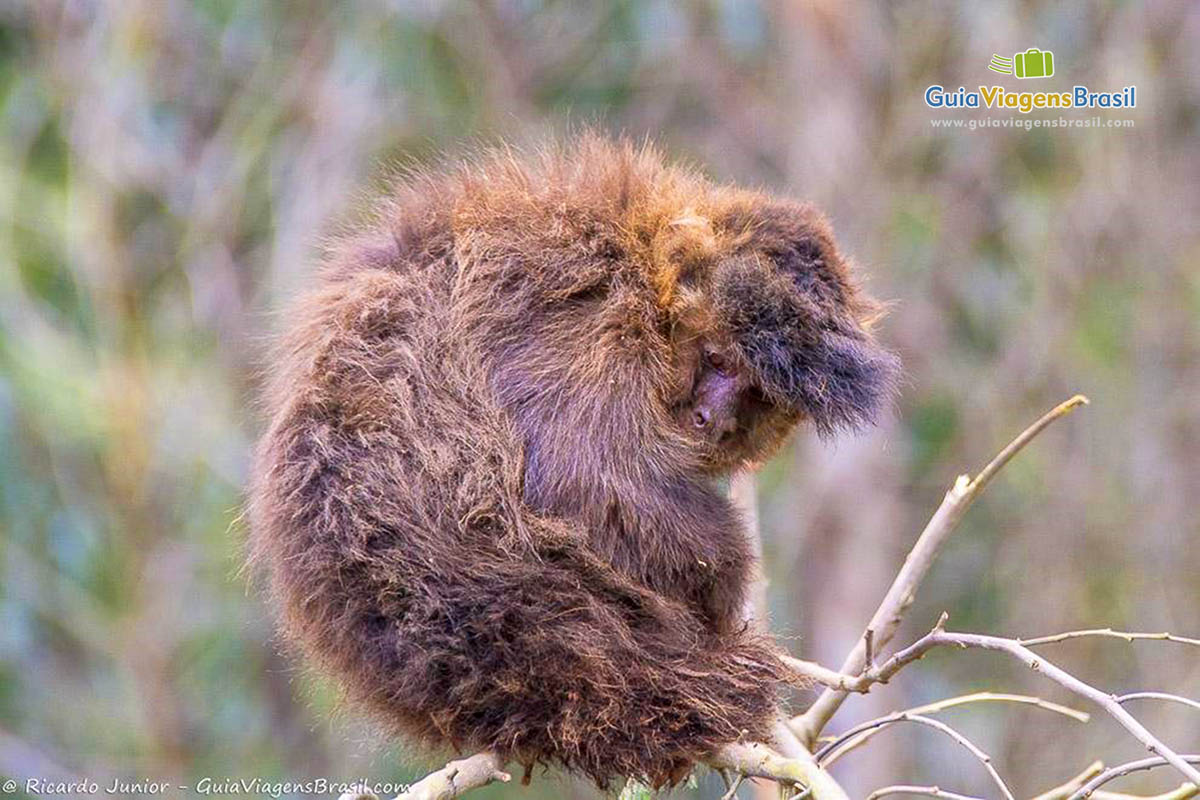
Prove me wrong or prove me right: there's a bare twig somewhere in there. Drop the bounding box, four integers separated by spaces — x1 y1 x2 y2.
719 773 744 800
866 786 985 800
1067 756 1200 800
1092 785 1199 800
781 655 873 692
815 712 1014 800
839 617 1200 785
818 692 1088 765
1116 693 1200 713
793 396 1089 744
1031 762 1106 800
901 691 1090 722
1021 630 1200 648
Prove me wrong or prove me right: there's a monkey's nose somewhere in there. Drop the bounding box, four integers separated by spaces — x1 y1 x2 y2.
693 409 710 428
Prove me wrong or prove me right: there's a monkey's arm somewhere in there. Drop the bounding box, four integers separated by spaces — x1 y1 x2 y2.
576 473 760 635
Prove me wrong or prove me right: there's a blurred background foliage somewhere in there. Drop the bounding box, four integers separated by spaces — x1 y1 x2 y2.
0 1 1197 798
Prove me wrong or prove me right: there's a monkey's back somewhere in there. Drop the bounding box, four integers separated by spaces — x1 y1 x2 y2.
249 221 535 715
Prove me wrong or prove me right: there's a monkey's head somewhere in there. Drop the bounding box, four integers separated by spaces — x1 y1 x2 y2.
655 199 899 471
425 137 896 482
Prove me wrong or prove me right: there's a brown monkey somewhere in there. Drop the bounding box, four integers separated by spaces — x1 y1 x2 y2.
247 134 897 787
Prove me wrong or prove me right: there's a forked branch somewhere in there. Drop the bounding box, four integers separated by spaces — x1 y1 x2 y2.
793 395 1090 744
818 614 1200 785
1068 756 1200 800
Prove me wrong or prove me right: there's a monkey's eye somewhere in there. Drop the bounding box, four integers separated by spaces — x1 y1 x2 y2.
703 349 728 373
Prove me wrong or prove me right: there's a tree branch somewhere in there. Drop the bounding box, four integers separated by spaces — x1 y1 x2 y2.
1031 762 1106 800
1116 693 1200 713
710 741 849 800
793 395 1090 744
816 712 1014 800
1021 630 1200 648
338 753 510 800
818 692 1088 767
769 719 851 800
866 786 985 800
898 691 1089 721
1067 756 1200 800
830 616 1200 785
1092 785 1199 800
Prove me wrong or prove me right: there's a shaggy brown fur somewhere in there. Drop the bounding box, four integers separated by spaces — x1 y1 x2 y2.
247 134 897 787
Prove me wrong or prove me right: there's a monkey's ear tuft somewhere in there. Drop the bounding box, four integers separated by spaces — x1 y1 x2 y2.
784 330 901 436
714 258 900 436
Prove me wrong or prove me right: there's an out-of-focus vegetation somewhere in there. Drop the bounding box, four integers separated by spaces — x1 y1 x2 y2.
0 2 1197 798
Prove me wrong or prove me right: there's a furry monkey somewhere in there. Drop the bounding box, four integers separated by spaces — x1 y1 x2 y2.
248 134 897 786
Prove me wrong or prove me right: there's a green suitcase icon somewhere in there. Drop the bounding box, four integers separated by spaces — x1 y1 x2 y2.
1014 48 1054 79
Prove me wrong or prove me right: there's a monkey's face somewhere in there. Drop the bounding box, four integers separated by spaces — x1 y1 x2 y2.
669 337 777 457
662 200 898 470
679 344 747 443
668 334 801 472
